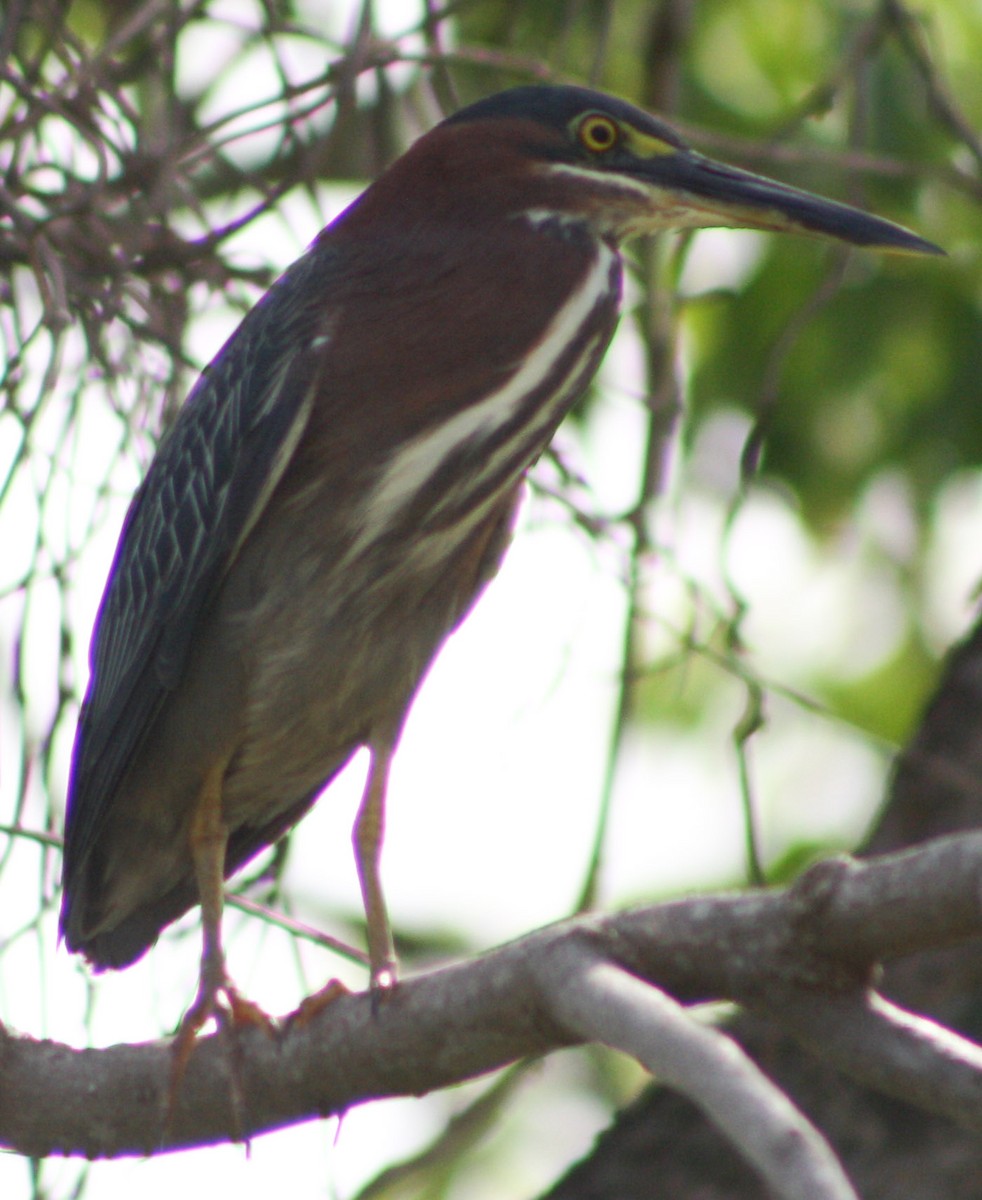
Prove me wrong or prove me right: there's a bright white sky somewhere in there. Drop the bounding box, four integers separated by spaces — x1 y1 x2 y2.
1 4 979 1197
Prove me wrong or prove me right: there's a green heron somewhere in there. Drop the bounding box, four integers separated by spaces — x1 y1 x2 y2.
60 85 940 1038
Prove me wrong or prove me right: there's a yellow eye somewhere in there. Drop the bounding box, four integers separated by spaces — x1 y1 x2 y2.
577 114 620 154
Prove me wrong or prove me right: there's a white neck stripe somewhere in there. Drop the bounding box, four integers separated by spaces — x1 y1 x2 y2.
352 242 619 553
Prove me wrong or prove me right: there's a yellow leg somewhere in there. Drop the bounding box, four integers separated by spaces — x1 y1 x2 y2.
188 763 230 1020
169 761 269 1106
353 736 398 989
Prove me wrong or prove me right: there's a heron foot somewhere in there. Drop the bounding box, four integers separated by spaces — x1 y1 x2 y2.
284 977 350 1030
164 969 275 1143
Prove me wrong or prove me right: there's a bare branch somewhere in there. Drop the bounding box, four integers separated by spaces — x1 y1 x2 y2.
2 831 982 1161
764 990 982 1132
537 943 859 1200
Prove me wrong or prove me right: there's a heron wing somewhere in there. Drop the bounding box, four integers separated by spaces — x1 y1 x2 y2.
62 247 334 882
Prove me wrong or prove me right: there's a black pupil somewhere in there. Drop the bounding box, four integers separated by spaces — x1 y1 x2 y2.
588 121 613 147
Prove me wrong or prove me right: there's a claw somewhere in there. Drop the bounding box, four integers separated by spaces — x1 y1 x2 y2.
284 978 350 1030
165 967 275 1141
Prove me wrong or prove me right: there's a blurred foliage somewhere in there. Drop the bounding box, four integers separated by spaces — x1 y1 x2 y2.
821 628 940 743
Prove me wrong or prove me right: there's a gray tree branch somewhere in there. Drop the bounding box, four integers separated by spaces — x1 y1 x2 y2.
539 944 859 1200
1 830 982 1164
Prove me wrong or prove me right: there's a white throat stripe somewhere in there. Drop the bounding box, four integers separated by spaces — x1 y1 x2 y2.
354 243 618 549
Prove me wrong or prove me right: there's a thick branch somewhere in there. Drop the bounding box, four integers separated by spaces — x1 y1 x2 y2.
763 990 982 1129
539 944 859 1200
2 829 982 1160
